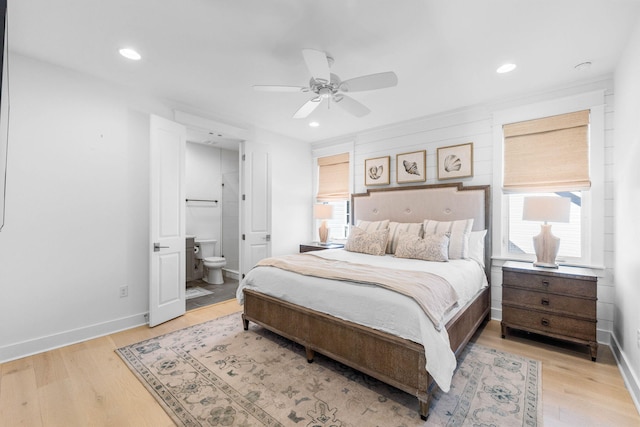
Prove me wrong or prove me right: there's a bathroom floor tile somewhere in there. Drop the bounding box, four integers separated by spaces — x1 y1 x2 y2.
186 278 239 311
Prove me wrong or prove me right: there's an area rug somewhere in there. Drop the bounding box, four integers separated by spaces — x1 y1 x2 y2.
117 312 542 426
185 286 214 300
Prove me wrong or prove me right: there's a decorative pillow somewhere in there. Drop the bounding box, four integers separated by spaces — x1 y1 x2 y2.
468 229 487 266
394 232 450 262
355 219 389 232
386 221 423 254
345 227 389 256
422 218 474 260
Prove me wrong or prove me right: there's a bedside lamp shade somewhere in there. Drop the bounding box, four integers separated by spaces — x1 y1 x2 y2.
314 204 333 244
523 196 571 268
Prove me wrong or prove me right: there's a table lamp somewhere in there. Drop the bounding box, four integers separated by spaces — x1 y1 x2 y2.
522 196 571 268
314 204 333 244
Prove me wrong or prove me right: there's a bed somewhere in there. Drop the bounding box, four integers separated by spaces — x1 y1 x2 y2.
237 183 491 419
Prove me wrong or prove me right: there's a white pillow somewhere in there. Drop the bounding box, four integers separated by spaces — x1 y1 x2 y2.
468 229 487 266
355 219 389 232
386 221 423 254
394 232 450 262
422 218 474 260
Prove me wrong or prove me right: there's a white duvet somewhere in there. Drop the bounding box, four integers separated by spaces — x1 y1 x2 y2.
236 249 488 392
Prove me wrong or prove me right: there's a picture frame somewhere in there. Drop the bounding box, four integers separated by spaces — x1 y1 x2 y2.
364 156 390 186
437 142 474 180
396 150 426 184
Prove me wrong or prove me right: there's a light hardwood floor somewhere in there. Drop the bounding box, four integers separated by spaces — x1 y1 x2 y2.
1 300 638 426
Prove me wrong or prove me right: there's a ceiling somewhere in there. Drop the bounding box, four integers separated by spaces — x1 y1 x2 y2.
8 1 640 143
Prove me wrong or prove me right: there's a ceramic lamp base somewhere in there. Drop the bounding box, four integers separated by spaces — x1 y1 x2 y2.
532 224 560 268
318 221 329 243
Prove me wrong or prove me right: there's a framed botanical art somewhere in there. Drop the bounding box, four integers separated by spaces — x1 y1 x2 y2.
396 150 426 184
437 142 474 180
364 156 390 186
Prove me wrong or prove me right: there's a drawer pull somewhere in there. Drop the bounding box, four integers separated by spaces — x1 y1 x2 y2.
541 280 550 287
541 318 550 327
541 298 550 306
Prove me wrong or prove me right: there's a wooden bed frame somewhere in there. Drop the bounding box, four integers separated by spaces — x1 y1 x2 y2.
242 183 491 419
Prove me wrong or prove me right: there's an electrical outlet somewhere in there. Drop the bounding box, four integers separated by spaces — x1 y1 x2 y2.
119 285 128 298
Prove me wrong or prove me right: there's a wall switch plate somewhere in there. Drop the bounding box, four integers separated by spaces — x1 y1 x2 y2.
119 285 129 298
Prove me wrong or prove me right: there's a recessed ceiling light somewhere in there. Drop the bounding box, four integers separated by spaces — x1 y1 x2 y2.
119 48 141 61
309 121 320 127
496 63 517 74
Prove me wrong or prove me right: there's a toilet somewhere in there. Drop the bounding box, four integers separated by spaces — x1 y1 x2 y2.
194 239 226 285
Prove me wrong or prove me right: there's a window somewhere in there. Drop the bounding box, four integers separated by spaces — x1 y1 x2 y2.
323 200 350 240
494 92 605 267
503 110 590 192
315 151 351 241
317 153 349 201
507 192 583 261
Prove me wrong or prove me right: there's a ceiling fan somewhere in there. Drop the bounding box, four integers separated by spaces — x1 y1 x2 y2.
253 49 398 119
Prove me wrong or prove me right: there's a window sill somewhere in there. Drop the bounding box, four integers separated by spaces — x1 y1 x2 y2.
490 256 605 272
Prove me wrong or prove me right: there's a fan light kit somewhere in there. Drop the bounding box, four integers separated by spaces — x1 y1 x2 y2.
254 49 398 119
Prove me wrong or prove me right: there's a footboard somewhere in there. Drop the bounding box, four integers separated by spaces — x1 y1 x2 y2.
242 285 490 419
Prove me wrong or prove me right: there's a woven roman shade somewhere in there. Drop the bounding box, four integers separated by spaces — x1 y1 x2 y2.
317 152 349 201
503 110 591 192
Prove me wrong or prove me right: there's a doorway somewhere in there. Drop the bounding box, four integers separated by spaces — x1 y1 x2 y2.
184 128 241 310
149 112 271 325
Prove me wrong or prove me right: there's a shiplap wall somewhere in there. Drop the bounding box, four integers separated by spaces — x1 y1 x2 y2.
312 80 616 342
352 106 493 193
602 90 615 336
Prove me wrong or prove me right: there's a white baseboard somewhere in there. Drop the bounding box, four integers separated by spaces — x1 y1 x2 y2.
610 332 640 415
0 312 148 363
223 268 239 281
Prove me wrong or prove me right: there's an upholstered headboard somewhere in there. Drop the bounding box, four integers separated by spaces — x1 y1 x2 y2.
352 183 491 269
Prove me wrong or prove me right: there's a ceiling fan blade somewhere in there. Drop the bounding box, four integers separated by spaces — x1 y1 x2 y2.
302 49 330 83
253 85 308 92
293 98 322 119
339 71 398 92
334 95 370 117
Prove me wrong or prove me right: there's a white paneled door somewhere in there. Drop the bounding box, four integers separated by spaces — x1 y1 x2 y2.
149 115 186 327
241 141 271 276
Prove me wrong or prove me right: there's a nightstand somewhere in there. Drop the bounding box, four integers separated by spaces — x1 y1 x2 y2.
501 261 598 361
299 242 345 253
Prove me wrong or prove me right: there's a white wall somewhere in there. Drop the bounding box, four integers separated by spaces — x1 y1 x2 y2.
613 15 640 408
186 142 223 240
0 54 170 360
0 54 311 361
221 149 240 272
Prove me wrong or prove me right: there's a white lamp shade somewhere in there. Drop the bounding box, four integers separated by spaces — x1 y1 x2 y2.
314 204 333 220
523 196 570 223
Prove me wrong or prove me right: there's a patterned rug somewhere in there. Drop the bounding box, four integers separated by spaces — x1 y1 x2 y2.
116 312 542 426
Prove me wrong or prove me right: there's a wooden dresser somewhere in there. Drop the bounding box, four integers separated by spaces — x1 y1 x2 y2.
501 261 598 361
